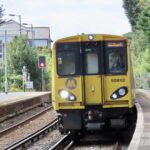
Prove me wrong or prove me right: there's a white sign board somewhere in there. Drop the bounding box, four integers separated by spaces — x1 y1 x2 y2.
26 81 33 89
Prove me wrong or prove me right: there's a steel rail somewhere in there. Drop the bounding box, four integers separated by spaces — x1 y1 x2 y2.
113 141 122 150
4 118 58 150
50 132 74 150
0 106 53 137
3 118 58 150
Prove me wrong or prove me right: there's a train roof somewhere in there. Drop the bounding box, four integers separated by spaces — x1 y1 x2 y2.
55 34 128 43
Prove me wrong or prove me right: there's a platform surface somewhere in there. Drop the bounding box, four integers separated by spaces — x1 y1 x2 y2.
137 90 150 150
0 92 50 106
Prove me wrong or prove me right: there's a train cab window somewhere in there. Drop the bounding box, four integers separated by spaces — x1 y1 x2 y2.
82 42 100 74
85 53 98 74
105 41 127 74
57 52 75 75
56 42 80 76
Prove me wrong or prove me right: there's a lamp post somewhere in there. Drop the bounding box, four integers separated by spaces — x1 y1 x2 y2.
9 14 22 36
4 30 8 94
22 23 34 47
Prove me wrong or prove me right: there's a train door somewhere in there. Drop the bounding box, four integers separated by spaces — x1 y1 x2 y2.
82 42 103 105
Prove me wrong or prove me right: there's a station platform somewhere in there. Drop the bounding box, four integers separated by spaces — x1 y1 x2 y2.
0 92 51 122
0 92 50 106
129 89 150 150
137 90 150 150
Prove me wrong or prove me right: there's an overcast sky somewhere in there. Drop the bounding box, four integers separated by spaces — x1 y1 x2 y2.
1 0 131 41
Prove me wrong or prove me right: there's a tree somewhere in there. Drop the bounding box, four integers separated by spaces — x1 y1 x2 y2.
123 0 150 88
7 35 41 90
142 48 150 72
123 0 141 30
137 1 150 42
0 5 4 91
123 0 150 71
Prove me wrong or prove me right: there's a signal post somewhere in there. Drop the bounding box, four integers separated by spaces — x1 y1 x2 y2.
38 56 46 91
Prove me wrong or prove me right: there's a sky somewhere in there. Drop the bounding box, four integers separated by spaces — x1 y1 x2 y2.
1 0 131 41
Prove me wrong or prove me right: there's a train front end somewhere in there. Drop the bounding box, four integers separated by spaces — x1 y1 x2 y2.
52 34 135 133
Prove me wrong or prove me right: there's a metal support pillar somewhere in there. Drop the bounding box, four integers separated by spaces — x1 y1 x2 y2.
4 30 8 94
41 68 45 91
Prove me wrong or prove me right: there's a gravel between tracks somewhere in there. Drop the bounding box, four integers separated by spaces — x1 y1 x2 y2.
0 106 57 149
0 105 50 132
28 129 63 150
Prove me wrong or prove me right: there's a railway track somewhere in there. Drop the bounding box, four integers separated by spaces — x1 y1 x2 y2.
49 129 124 150
50 135 122 150
0 106 53 137
113 141 122 150
4 118 58 150
2 115 127 150
50 132 74 150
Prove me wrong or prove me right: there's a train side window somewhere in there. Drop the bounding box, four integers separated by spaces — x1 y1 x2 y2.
85 52 98 74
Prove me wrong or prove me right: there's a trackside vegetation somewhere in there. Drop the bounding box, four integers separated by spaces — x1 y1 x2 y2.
123 0 150 88
123 0 150 74
7 35 51 91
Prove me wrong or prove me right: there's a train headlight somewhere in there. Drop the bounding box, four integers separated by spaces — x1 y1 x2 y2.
59 90 69 99
118 88 126 96
59 90 76 101
111 87 128 100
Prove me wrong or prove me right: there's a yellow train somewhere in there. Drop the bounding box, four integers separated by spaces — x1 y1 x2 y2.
52 34 135 134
